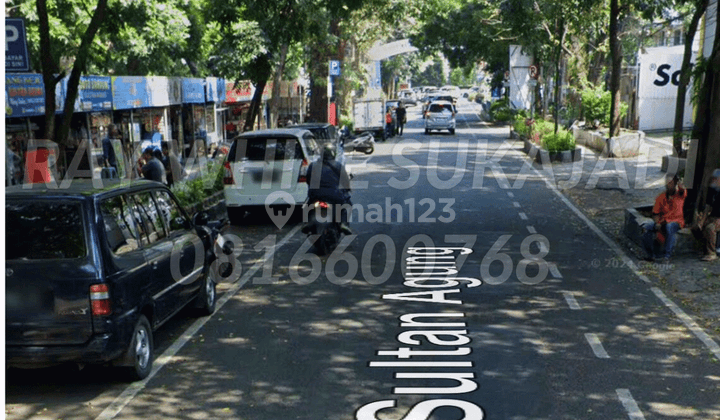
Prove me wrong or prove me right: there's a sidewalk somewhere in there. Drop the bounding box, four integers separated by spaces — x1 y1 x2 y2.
533 132 720 334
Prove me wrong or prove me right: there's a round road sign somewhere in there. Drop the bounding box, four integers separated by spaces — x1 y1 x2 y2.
529 65 538 79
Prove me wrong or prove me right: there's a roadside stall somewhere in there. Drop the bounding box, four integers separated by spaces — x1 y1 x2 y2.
58 75 115 179
205 77 227 148
182 77 208 158
223 80 271 138
112 76 151 177
5 73 51 185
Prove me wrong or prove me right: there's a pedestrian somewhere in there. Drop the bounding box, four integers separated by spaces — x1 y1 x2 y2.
692 169 720 261
396 102 407 136
161 142 186 187
140 147 166 183
385 109 394 139
642 174 686 263
102 124 119 175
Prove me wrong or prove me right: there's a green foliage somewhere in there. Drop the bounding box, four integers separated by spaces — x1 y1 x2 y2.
413 56 445 87
170 161 224 210
340 115 354 132
542 129 576 152
581 85 628 128
490 97 513 122
513 115 531 137
534 119 555 139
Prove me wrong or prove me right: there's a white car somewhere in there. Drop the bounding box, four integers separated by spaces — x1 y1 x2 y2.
424 100 456 135
223 128 319 224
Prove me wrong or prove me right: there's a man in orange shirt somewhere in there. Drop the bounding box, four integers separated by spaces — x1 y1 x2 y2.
642 175 686 262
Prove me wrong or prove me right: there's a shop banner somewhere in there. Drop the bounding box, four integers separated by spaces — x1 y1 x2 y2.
225 80 272 103
57 75 113 112
206 77 226 102
147 76 182 106
182 78 205 103
5 73 45 118
112 76 150 109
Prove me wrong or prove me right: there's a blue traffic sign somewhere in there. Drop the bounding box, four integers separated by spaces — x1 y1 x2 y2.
329 60 341 76
6 19 30 72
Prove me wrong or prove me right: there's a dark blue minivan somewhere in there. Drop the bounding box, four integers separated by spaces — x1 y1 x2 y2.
6 180 217 380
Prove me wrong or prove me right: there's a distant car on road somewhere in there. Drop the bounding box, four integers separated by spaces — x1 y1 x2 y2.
6 180 218 381
399 90 417 106
425 100 456 135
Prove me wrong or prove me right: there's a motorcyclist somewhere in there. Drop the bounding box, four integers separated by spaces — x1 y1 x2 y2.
305 143 353 235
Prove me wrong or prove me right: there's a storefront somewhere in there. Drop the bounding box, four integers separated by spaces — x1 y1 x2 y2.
58 75 115 179
182 77 207 158
224 80 271 138
5 73 50 185
205 77 227 146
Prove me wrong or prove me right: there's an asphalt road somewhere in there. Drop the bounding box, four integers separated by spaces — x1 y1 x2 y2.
6 99 720 420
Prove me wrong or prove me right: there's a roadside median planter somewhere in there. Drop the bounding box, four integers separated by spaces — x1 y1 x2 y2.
515 117 582 165
171 161 226 221
572 126 644 158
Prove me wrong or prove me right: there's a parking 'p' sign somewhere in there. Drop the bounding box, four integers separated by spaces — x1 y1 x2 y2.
6 18 30 72
329 60 341 77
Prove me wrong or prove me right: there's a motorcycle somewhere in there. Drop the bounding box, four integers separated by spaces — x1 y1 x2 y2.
302 200 343 255
193 212 233 279
339 127 375 155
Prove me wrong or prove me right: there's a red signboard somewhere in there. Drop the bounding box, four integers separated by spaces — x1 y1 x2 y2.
225 81 273 103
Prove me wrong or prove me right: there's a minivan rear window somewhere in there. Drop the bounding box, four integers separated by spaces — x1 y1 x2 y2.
429 104 454 113
228 138 304 162
6 201 87 260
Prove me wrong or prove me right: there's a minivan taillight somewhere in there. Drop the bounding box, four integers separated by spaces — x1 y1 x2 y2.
223 161 234 185
298 159 309 183
90 284 112 316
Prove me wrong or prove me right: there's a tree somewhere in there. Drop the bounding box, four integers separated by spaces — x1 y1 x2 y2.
689 2 720 214
672 0 709 155
32 0 108 152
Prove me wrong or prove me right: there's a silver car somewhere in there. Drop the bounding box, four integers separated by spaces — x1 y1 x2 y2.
424 100 456 135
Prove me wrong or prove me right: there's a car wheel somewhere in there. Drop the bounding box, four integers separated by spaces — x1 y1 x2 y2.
363 146 374 155
194 271 216 316
449 128 455 135
227 207 245 225
121 315 153 381
425 129 430 135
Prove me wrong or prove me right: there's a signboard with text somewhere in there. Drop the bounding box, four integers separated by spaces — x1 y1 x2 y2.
112 76 150 110
58 75 113 112
5 73 45 117
5 19 31 72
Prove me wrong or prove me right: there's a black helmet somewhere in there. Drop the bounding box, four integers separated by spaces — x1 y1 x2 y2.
321 143 337 161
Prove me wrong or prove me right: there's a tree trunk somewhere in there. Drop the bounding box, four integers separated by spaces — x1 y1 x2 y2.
554 19 566 134
269 43 290 129
309 68 329 123
38 0 107 146
609 0 622 138
672 0 708 156
693 2 720 213
244 79 267 132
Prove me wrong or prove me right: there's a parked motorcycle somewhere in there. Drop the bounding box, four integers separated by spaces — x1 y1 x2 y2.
339 127 375 154
302 200 343 255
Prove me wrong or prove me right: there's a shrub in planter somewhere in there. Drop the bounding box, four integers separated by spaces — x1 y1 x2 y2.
490 97 514 122
171 161 224 210
534 120 555 140
580 85 628 128
542 129 576 153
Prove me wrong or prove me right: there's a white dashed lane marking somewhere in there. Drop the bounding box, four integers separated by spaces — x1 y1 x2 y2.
585 333 610 359
519 212 528 220
616 389 646 420
562 292 581 309
513 201 521 208
526 226 537 234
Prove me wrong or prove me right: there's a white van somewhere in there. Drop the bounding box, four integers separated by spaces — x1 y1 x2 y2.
223 128 319 223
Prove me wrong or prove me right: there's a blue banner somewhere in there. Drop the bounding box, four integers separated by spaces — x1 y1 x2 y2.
5 19 31 72
57 75 113 112
5 73 45 117
182 78 205 103
112 76 150 109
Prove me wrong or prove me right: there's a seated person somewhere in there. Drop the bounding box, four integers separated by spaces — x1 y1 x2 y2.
305 143 352 235
693 169 720 262
139 147 166 183
642 175 686 262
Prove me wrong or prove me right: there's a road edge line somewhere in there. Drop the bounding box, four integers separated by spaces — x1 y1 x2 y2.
525 147 720 361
